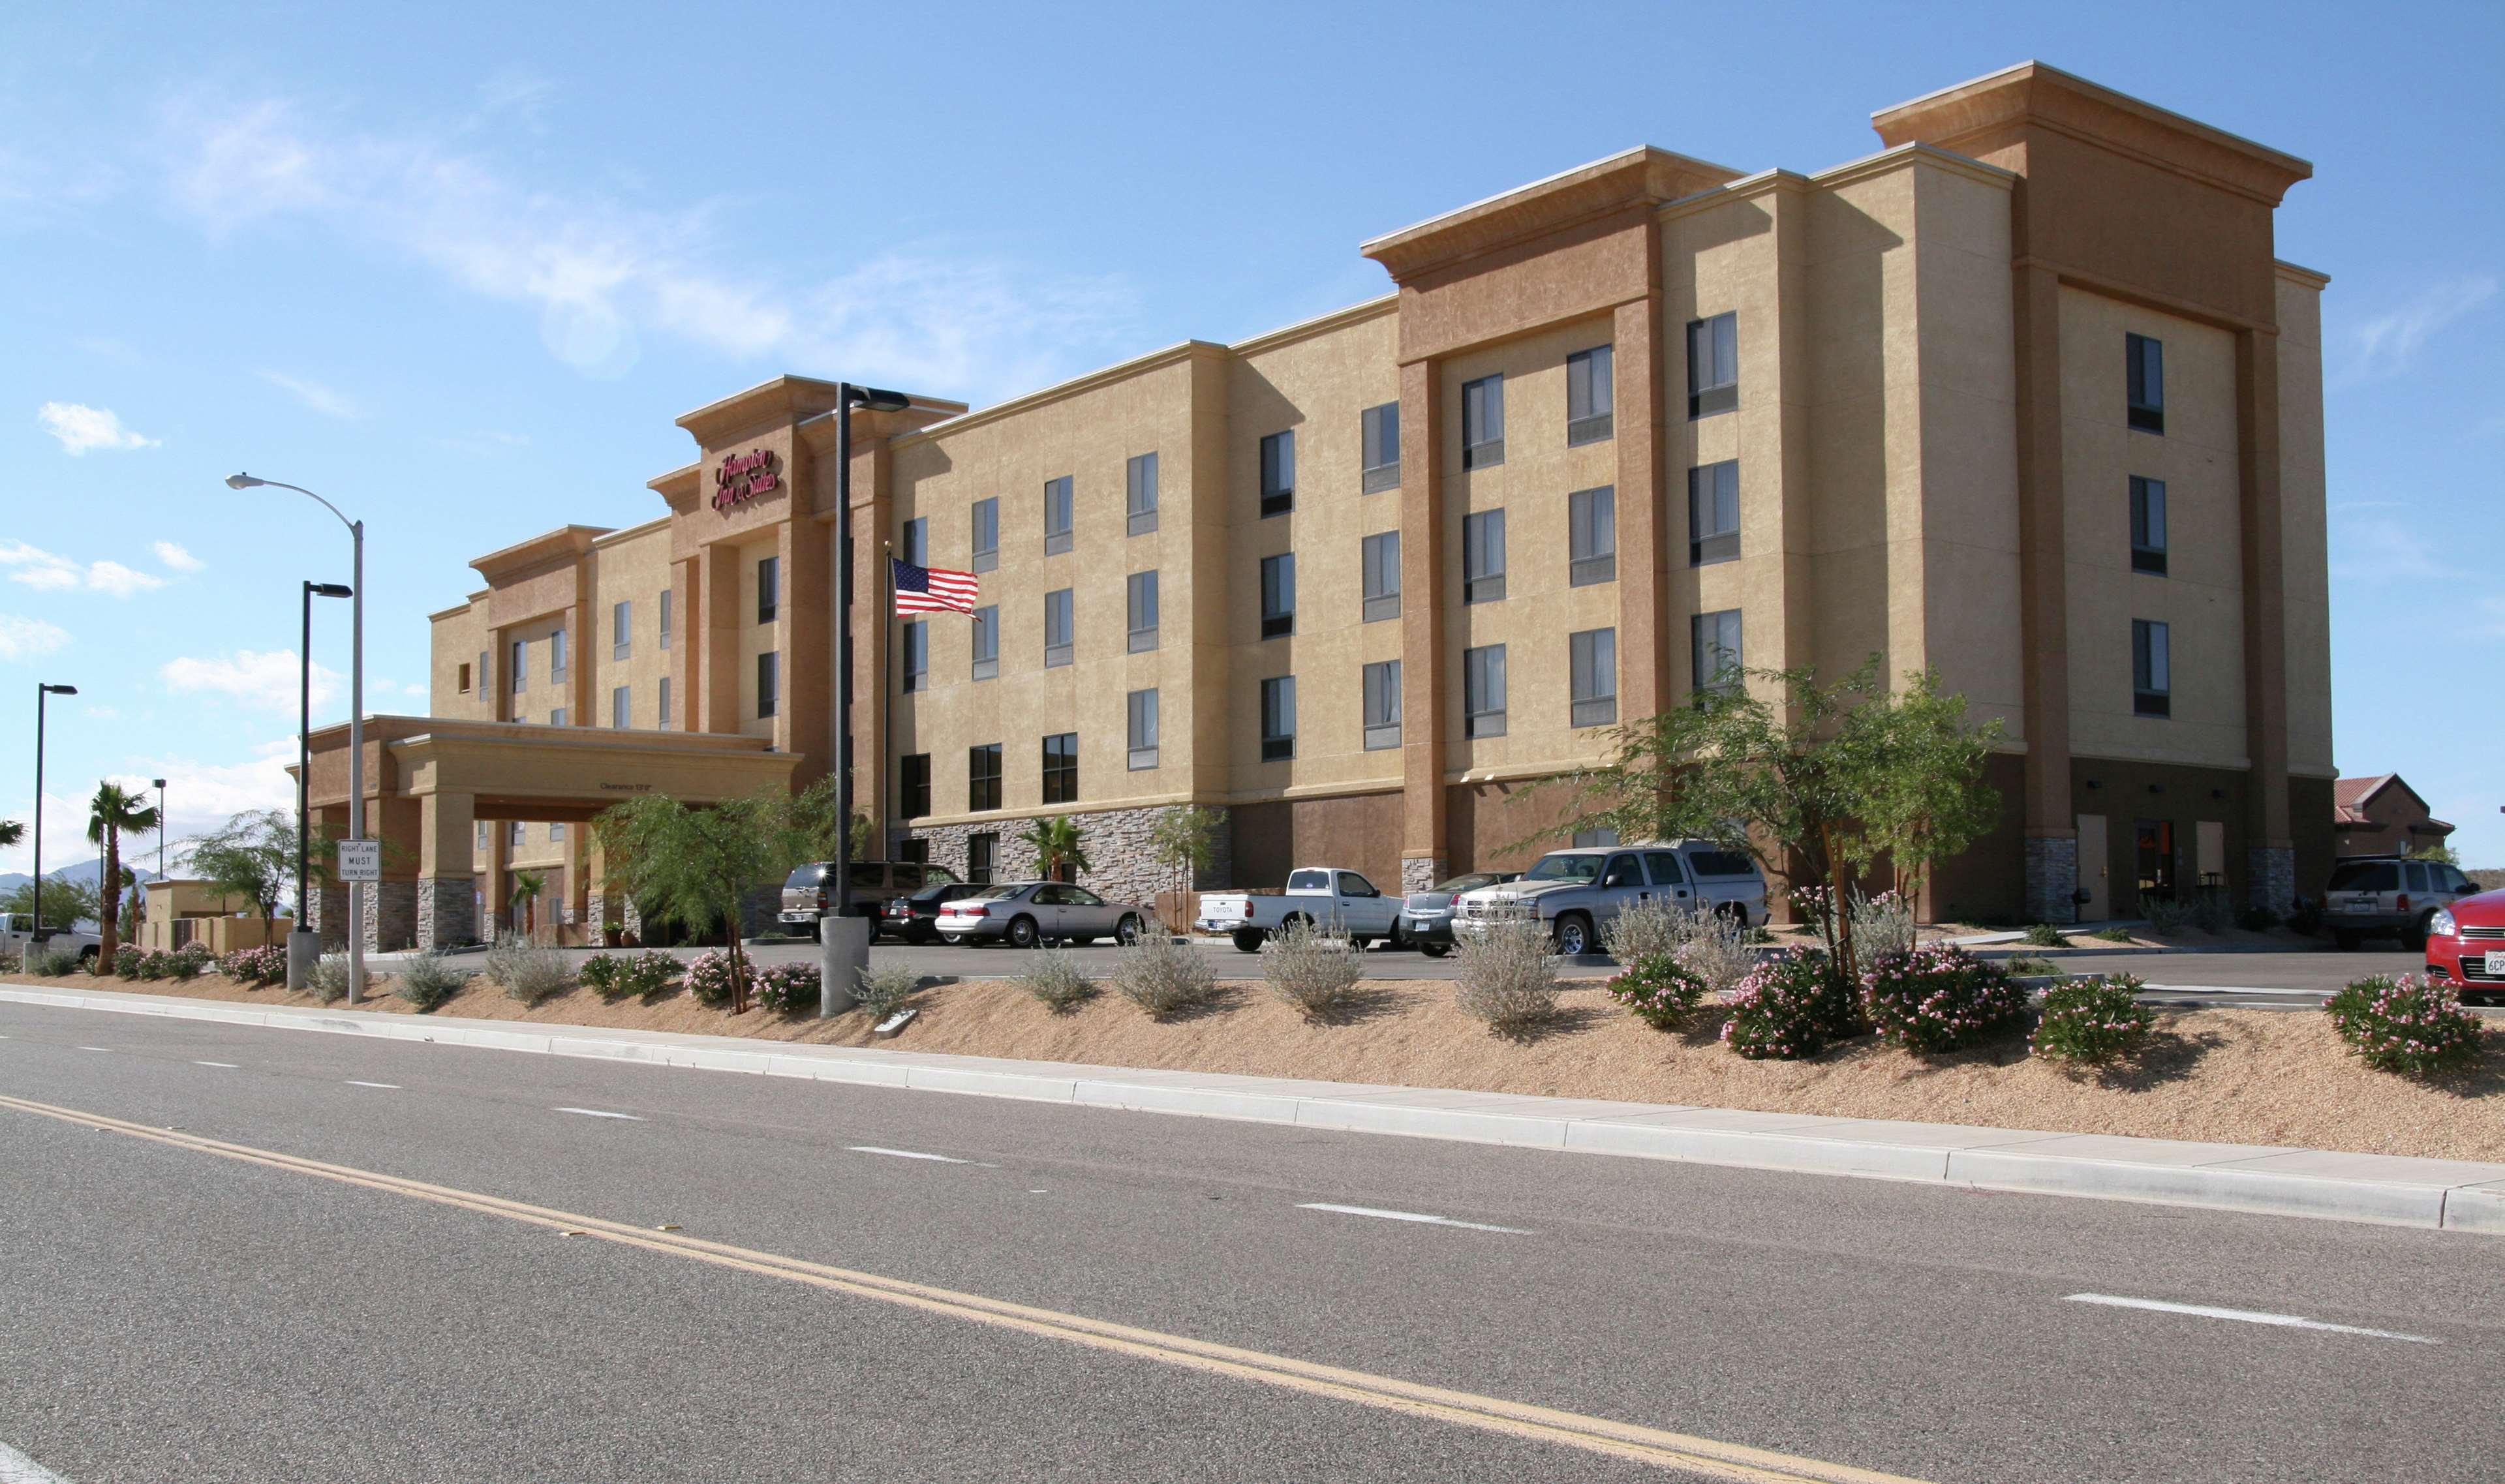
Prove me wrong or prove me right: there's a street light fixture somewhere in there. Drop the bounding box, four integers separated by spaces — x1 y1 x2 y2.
820 384 910 1017
230 473 368 1004
30 683 77 952
288 581 354 991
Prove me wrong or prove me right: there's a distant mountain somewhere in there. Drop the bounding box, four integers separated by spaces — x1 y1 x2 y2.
0 873 26 896
0 859 104 896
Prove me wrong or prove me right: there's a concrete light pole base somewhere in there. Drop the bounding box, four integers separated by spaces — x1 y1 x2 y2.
818 915 868 1016
286 928 322 992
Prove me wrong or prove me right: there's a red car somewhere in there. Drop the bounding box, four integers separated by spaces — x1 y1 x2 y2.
2424 888 2505 1003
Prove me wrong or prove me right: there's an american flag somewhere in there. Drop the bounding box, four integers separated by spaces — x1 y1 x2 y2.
891 555 979 615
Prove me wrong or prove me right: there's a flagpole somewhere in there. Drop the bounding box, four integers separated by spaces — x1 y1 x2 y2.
882 539 895 864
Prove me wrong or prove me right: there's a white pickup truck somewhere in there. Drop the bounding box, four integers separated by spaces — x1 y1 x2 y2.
1 913 101 968
1197 868 1402 953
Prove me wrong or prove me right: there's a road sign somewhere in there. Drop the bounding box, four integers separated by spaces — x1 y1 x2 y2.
336 840 381 883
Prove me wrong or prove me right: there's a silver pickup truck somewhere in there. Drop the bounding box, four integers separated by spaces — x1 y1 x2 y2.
1454 842 1768 956
1197 868 1402 952
1 913 101 968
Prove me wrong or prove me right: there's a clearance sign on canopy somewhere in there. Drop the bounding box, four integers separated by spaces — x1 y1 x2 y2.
713 449 779 511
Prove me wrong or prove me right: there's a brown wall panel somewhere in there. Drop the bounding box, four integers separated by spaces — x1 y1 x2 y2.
1229 791 1404 892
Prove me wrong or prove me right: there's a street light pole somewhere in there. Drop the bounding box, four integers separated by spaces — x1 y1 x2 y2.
290 581 352 990
30 683 76 956
152 778 166 881
231 475 367 1004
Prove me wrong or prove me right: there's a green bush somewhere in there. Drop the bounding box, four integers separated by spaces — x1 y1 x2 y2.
394 950 472 1012
2032 975 2157 1067
684 950 737 1008
2324 974 2485 1077
2021 922 2068 948
2142 895 2189 933
579 953 623 999
1107 939 1207 1018
853 962 923 1022
1263 918 1364 1022
2005 956 2059 978
484 935 574 1005
753 960 822 1015
307 952 352 1005
115 950 151 980
168 945 211 980
2187 891 2234 934
2237 906 2282 932
1452 913 1562 1035
2091 926 2134 944
29 946 85 977
1721 949 1840 1060
1606 954 1709 1031
1860 944 2029 1053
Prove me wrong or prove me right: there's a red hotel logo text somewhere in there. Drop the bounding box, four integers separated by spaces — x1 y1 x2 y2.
713 449 780 511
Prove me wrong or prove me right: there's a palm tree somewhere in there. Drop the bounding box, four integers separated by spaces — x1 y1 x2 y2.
84 782 160 975
510 870 546 939
1017 815 1090 883
0 820 23 851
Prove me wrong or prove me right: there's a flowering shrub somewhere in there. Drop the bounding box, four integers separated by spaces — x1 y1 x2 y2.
581 950 681 1003
2031 975 2157 1067
1606 954 1709 1031
168 945 211 980
685 950 737 1008
752 960 822 1015
1860 943 2028 1053
114 949 152 980
221 944 288 988
1721 950 1842 1060
2324 974 2485 1077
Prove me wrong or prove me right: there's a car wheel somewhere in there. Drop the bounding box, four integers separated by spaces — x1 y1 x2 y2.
1116 915 1143 946
1008 916 1040 950
2333 930 2360 952
1552 913 1593 957
1383 922 1406 951
1420 943 1451 959
941 933 966 946
1231 928 1267 954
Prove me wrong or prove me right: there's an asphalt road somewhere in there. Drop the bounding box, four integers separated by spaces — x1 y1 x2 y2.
4 999 2500 1482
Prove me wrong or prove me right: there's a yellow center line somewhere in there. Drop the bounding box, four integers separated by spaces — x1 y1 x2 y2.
0 1091 1935 1484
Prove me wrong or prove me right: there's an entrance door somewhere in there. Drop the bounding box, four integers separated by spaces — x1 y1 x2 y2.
2076 814 2110 920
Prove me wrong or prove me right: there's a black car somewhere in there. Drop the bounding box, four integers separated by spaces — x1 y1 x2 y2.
1398 871 1522 956
880 879 971 944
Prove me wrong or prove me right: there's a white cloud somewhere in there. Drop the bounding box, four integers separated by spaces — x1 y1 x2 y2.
0 614 70 660
2341 276 2498 385
260 370 364 419
37 401 159 454
153 540 204 573
0 541 162 597
104 740 301 859
160 650 341 712
163 96 1139 397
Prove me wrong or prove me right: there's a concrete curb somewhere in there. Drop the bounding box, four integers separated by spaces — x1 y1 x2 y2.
5 984 2499 1235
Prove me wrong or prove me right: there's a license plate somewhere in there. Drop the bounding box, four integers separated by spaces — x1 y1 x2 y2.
2485 952 2505 977
2341 900 2375 913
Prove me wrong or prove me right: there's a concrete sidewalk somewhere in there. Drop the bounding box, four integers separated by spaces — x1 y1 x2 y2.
7 983 2499 1237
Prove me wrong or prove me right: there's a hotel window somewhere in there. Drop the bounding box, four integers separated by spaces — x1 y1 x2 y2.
971 497 999 573
900 516 929 568
549 708 566 728
756 556 778 624
1043 588 1073 668
1569 486 1616 586
971 605 999 680
2130 477 2168 575
550 822 564 842
658 590 672 652
475 821 487 851
1463 509 1505 603
457 661 472 694
477 650 489 701
1127 688 1160 770
1571 628 1618 728
658 675 673 727
967 831 998 885
1041 732 1079 804
1043 476 1074 555
1687 312 1738 418
1260 676 1296 761
1363 659 1402 751
1566 344 1614 446
1464 644 1507 738
509 821 523 849
512 640 526 693
611 685 630 729
1689 461 1740 566
2126 333 2165 434
1361 532 1400 622
902 620 928 692
612 600 631 661
897 838 928 867
550 627 568 681
1126 452 1159 537
2133 619 2172 717
1461 374 1504 468
1259 430 1295 517
1260 553 1295 638
756 650 778 719
1361 401 1401 493
968 742 1003 811
1127 571 1159 652
1693 610 1742 699
899 753 930 821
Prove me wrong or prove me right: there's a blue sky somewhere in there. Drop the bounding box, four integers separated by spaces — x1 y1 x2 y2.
2 0 2499 875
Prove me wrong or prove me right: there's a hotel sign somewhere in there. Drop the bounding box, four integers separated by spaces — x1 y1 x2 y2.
713 449 780 511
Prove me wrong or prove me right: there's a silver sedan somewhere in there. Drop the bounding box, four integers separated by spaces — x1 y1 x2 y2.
933 881 1150 948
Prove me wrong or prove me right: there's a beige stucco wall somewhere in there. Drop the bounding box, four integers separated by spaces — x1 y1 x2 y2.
428 598 495 720
588 519 673 732
2059 286 2247 768
2275 267 2334 778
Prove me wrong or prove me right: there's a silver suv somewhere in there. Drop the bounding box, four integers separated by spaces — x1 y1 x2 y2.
1454 841 1769 956
2322 856 2476 951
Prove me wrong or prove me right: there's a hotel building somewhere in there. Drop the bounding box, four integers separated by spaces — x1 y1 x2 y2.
304 62 2337 951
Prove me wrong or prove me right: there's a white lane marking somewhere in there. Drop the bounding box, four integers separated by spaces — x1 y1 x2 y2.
2065 1293 2438 1344
75 1047 112 1053
1298 1202 1535 1235
553 1107 644 1121
1 1435 78 1482
345 1081 400 1090
192 1061 239 1069
847 1145 968 1164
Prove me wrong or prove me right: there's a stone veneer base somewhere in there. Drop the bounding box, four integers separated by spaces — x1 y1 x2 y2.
906 804 1232 905
2023 836 2079 925
2248 844 2296 916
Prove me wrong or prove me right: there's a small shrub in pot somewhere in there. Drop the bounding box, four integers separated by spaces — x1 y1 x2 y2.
2324 973 2485 1078
1263 918 1363 1022
2031 975 2157 1067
